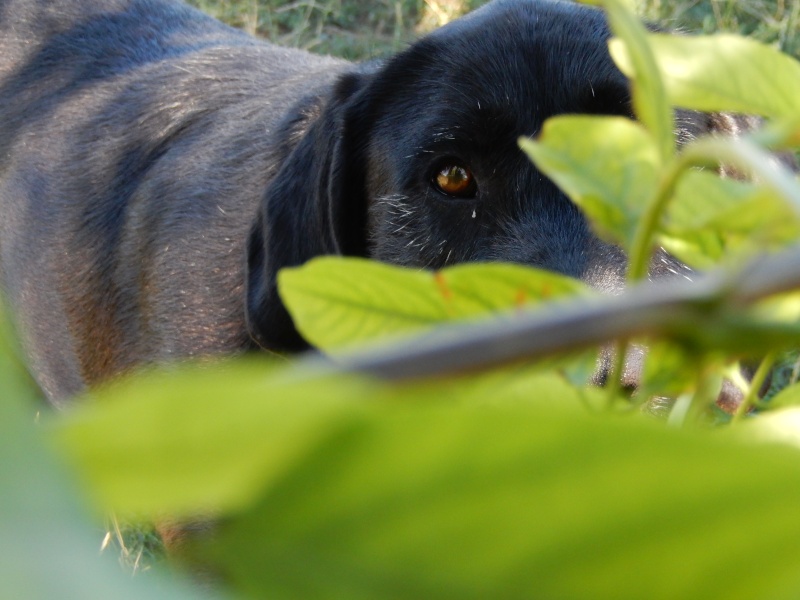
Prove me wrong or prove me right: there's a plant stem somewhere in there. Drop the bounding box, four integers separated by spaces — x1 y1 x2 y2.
689 360 723 423
666 358 721 427
605 339 627 409
608 153 687 404
628 135 800 284
666 357 719 427
613 135 800 408
732 351 777 423
626 159 686 282
667 393 694 427
328 247 800 383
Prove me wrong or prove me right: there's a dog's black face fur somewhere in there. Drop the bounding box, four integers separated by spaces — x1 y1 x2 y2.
364 6 630 274
0 0 749 402
246 0 649 351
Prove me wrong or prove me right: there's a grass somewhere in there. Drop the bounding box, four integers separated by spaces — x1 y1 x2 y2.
186 0 485 58
187 0 800 59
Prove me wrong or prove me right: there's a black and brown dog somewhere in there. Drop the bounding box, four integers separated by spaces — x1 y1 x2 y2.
0 0 752 404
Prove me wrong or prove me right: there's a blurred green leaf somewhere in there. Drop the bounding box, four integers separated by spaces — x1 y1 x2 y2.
657 233 724 272
752 118 800 151
741 407 800 449
53 360 373 517
639 340 699 399
278 258 588 350
613 33 800 118
52 360 599 519
204 400 800 600
52 340 800 600
0 309 216 600
418 360 607 410
520 116 659 250
752 293 800 328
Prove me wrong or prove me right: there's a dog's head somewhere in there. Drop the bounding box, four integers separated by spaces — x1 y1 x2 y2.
245 0 738 352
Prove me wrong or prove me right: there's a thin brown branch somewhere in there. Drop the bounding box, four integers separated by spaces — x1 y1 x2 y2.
317 246 800 381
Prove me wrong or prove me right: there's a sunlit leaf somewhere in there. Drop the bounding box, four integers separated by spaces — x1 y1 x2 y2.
53 360 373 517
613 33 800 118
52 358 606 519
520 116 659 250
278 258 589 350
751 293 800 327
418 359 607 410
742 407 800 449
659 171 800 268
204 400 800 600
53 337 800 600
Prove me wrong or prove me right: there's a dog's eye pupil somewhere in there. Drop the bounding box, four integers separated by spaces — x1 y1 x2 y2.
434 165 476 197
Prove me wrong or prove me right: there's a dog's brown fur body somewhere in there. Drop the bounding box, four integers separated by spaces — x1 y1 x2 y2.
0 0 356 401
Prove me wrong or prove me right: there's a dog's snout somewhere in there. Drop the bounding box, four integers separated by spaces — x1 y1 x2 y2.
593 343 646 395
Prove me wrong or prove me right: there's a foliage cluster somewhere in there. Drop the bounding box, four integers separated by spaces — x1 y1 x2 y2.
5 0 800 599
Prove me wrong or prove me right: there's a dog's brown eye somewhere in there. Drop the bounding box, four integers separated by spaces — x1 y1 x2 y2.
434 164 476 197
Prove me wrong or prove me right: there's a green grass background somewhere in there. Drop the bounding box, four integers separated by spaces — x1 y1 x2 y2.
187 0 800 59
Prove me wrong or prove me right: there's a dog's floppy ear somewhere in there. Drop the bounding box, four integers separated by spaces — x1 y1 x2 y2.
245 73 370 351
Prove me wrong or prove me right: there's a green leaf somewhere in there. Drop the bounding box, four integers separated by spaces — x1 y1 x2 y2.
47 328 800 599
666 171 762 231
741 407 800 448
660 171 800 268
613 33 800 118
416 359 607 410
52 360 600 519
751 294 800 331
520 116 659 250
203 401 800 600
278 257 588 350
53 360 374 517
